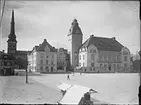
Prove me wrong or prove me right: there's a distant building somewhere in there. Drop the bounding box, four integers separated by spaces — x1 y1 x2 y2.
57 48 68 72
68 19 131 73
0 51 15 75
28 39 58 73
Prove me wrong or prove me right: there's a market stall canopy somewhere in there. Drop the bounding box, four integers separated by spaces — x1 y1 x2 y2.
58 84 97 104
57 83 72 91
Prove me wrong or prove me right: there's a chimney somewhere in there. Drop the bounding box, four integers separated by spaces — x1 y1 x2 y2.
90 34 94 38
44 39 47 42
112 37 116 40
2 50 5 53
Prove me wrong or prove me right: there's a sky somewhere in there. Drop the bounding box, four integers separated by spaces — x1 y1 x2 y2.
0 1 140 54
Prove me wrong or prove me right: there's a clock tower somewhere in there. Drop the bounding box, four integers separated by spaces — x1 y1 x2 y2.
68 19 83 68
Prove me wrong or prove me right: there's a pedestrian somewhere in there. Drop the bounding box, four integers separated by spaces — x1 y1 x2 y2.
67 74 70 80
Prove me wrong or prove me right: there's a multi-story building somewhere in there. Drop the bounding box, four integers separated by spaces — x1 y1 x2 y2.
0 51 15 75
78 35 131 73
57 48 68 72
28 39 57 73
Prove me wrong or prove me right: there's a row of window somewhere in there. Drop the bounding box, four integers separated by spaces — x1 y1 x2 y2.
40 66 54 71
99 55 121 61
80 48 97 53
79 55 85 60
79 63 128 68
80 54 128 62
40 60 54 65
40 54 52 58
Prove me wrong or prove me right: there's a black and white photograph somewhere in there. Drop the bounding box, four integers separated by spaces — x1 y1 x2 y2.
0 0 140 104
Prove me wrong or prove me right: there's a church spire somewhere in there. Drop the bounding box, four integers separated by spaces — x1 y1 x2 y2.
10 10 15 36
8 10 17 42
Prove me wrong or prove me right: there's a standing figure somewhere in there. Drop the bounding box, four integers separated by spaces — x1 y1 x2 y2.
67 74 70 80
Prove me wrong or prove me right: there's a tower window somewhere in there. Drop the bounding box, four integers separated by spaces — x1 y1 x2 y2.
124 56 127 61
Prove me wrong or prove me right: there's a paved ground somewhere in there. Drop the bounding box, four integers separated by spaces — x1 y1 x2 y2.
0 71 139 104
31 72 139 104
0 74 62 104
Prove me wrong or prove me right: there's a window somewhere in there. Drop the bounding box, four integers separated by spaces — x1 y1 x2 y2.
124 56 127 61
40 66 43 70
51 61 54 65
100 64 102 67
124 63 127 68
79 62 81 66
99 56 102 61
117 64 119 68
104 64 107 67
46 60 48 64
45 66 48 70
108 56 111 61
104 56 107 61
91 54 95 60
83 62 84 67
91 63 94 67
83 55 85 60
113 64 116 67
79 55 81 60
40 60 43 64
40 53 44 58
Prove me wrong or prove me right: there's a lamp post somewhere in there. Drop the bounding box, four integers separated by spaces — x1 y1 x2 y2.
26 54 28 83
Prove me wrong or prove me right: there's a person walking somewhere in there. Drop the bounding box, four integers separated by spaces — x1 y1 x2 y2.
67 74 70 80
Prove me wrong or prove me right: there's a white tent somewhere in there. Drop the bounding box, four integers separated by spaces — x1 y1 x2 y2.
57 83 72 91
58 84 97 104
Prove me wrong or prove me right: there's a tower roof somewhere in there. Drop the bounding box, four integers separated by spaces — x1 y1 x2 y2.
7 10 17 42
68 19 83 36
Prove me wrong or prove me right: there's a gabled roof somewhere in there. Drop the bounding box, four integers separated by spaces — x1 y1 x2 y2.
37 39 57 52
79 35 124 52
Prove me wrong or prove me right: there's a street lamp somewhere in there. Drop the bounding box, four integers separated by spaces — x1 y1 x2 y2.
26 54 28 83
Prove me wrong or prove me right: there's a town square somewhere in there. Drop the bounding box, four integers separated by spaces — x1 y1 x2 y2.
0 1 140 104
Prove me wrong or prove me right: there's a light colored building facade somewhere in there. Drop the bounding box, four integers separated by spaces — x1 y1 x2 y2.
28 39 57 73
78 35 131 73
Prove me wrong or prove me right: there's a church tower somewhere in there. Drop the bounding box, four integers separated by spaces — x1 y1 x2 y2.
68 19 83 68
7 10 17 54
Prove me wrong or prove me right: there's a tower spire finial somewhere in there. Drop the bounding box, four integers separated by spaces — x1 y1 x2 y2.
10 9 15 34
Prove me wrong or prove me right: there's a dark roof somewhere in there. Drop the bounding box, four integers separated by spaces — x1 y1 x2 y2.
15 50 28 55
79 35 124 52
68 19 83 36
37 39 57 52
0 53 15 60
58 48 68 55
